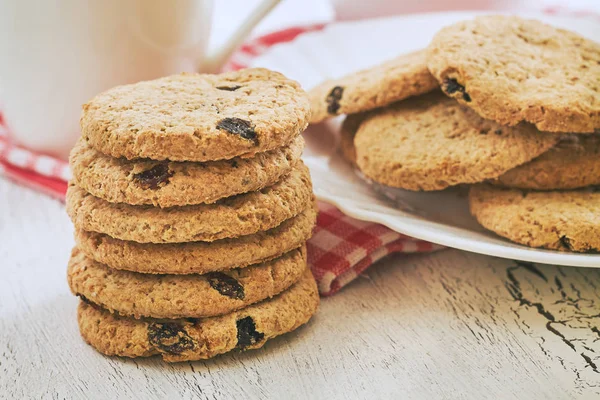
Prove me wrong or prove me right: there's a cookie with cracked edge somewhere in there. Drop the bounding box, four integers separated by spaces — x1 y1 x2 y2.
77 268 319 362
74 202 317 274
494 135 600 190
80 68 310 161
66 162 313 243
427 15 600 133
70 136 304 207
308 50 438 123
68 245 307 319
469 184 600 252
354 91 559 191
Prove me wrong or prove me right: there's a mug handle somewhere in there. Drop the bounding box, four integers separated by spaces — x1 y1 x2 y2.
203 0 281 73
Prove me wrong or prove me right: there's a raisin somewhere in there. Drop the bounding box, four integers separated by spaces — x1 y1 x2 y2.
236 316 264 349
206 272 245 300
216 118 258 145
216 85 242 91
133 163 173 190
230 160 239 168
494 129 503 135
444 78 462 94
326 86 344 115
443 78 471 102
559 235 574 251
147 323 196 354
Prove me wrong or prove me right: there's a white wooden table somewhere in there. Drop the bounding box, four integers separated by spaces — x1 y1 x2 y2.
1 178 599 399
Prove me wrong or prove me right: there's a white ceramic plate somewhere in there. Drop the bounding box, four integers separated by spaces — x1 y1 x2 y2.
248 11 600 267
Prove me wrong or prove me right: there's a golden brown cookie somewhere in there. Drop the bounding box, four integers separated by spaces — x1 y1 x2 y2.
68 246 307 319
494 135 600 190
309 50 438 123
74 203 317 274
354 91 559 191
469 184 600 252
66 163 313 243
427 15 600 133
81 69 310 161
77 268 319 362
70 136 304 207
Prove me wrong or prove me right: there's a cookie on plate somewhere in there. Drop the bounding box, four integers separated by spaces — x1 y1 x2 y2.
74 202 317 274
469 184 600 252
68 246 307 319
427 15 600 133
493 135 600 190
309 50 438 123
70 136 304 207
354 91 559 191
81 68 310 161
66 163 313 243
77 268 319 362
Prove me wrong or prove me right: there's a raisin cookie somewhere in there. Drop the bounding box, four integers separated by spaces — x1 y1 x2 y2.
74 202 317 274
77 268 319 362
427 15 600 133
66 163 313 243
70 136 304 207
354 92 559 191
469 184 600 252
494 135 600 190
81 68 310 161
309 50 438 123
68 246 307 319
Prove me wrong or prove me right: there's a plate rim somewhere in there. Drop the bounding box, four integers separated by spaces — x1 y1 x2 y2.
316 189 600 268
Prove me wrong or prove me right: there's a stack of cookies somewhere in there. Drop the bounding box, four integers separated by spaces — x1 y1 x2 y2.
309 15 600 252
66 68 320 362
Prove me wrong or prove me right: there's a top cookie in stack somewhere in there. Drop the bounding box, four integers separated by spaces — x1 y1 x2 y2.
65 68 320 362
82 68 310 162
308 15 600 252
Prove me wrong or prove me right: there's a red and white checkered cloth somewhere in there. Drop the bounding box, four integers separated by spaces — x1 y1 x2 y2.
1 7 593 295
308 203 440 295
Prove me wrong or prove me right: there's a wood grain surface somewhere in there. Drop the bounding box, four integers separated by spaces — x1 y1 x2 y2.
1 178 598 399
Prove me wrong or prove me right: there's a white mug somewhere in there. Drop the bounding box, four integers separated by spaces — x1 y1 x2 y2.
0 0 280 160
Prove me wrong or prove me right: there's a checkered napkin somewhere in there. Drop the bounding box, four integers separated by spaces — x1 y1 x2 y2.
308 202 440 295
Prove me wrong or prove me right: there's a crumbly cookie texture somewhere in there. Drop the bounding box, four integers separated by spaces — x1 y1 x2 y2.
68 246 307 319
308 50 438 123
81 68 310 161
66 163 313 243
70 136 304 207
427 15 600 133
469 184 600 252
77 268 319 362
74 202 317 274
354 91 559 191
494 135 600 190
